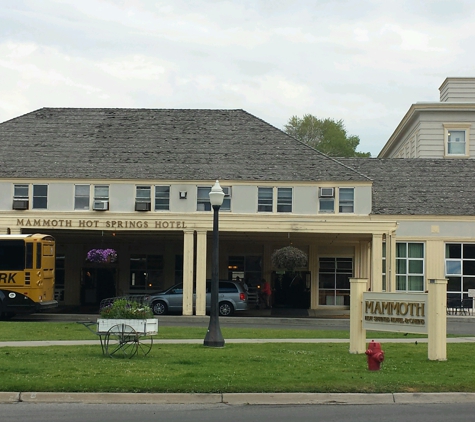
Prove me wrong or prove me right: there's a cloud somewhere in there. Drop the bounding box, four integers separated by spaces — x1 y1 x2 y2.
2 0 475 155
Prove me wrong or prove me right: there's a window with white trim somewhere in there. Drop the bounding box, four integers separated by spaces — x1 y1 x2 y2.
396 242 424 291
94 185 109 201
445 243 475 302
444 124 470 157
155 185 170 211
74 185 90 210
318 187 334 213
14 184 29 200
197 186 231 211
136 186 151 202
92 185 110 211
339 188 354 213
13 184 30 210
32 184 48 209
257 187 273 212
277 188 292 212
258 187 293 213
135 186 151 211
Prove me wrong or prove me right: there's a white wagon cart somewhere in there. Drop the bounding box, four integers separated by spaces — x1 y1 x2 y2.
79 318 158 358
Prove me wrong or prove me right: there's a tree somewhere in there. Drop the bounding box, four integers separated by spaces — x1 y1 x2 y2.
284 114 371 157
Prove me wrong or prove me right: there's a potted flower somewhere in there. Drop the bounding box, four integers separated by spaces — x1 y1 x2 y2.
86 248 118 263
271 246 308 273
97 298 158 334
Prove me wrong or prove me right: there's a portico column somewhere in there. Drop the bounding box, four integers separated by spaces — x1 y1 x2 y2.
182 230 195 316
195 230 207 316
371 234 383 292
387 231 397 292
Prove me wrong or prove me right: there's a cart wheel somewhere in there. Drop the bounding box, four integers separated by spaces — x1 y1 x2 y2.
137 334 154 356
105 324 139 358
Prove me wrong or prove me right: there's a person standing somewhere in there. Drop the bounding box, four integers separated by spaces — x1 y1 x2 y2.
261 279 272 309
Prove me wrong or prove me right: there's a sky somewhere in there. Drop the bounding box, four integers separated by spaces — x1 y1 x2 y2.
1 0 475 156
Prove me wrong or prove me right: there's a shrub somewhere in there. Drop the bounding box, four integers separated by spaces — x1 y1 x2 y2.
99 298 153 319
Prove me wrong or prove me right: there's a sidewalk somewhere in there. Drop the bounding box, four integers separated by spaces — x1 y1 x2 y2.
1 336 475 348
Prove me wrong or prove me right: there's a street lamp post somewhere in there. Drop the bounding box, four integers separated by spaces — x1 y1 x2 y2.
204 180 225 347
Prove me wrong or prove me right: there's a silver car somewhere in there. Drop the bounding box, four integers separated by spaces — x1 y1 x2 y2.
147 280 248 316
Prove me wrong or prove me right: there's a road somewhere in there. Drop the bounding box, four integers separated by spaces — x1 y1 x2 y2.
2 402 475 422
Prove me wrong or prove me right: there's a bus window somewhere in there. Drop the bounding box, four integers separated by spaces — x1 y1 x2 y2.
26 243 33 269
43 245 54 256
36 242 42 269
0 240 25 271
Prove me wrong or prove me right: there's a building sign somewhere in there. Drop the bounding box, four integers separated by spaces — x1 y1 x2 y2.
16 218 187 230
362 292 428 334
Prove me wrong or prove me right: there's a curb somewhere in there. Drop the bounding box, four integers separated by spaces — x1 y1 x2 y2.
1 392 475 405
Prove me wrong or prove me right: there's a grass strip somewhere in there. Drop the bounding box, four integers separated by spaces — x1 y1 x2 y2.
0 343 472 393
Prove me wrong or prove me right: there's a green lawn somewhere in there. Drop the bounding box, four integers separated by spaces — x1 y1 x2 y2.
0 342 473 393
0 321 471 393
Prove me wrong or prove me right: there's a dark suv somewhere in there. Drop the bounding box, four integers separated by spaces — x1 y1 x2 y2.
146 280 248 316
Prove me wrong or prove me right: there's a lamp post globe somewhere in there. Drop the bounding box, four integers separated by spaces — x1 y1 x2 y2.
204 180 225 347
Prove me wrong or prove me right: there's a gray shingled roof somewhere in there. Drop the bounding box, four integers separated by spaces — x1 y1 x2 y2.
341 158 475 216
0 108 368 182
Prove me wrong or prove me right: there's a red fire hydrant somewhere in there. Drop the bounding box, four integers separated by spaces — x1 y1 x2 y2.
365 340 384 371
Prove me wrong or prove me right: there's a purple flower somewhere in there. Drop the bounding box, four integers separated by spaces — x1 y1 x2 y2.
86 248 118 263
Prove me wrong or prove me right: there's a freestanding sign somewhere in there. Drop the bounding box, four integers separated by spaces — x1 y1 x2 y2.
350 278 447 361
363 292 428 334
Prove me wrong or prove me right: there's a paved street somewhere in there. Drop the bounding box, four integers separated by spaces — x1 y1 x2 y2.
13 310 475 336
2 400 475 422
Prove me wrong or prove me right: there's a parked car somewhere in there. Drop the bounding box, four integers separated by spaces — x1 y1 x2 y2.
146 280 248 316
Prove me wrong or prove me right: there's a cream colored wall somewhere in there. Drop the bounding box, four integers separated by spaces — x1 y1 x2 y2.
1 180 373 216
396 219 475 239
0 183 11 210
386 109 475 159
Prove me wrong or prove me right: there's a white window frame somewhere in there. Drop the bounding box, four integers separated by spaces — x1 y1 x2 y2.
13 184 30 210
155 185 170 211
14 184 29 200
94 185 109 201
445 243 475 303
444 123 470 157
32 184 48 209
338 187 354 213
277 187 292 213
74 184 90 210
395 242 425 292
197 186 231 211
257 187 273 212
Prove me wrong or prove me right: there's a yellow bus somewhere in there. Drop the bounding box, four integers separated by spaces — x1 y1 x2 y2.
0 233 57 319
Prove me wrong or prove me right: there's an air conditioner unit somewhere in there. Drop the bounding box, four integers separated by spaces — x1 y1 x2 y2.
93 200 109 211
12 199 29 210
135 201 151 211
319 188 335 198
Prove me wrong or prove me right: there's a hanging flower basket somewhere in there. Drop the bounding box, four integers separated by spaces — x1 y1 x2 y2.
271 246 308 272
86 248 118 263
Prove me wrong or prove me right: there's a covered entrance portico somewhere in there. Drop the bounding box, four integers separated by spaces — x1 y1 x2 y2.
12 214 398 314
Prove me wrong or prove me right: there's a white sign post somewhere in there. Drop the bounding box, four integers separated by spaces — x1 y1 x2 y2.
352 279 447 361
